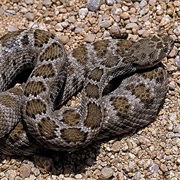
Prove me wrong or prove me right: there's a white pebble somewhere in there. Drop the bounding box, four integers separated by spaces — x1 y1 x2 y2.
79 8 88 19
101 167 114 179
106 0 115 6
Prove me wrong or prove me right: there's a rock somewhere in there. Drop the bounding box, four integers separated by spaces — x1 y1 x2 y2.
43 0 52 6
120 12 130 19
28 175 36 180
24 0 34 4
149 163 159 174
149 0 156 6
139 6 149 15
79 8 88 19
20 7 29 13
160 163 168 172
173 125 180 133
122 5 129 11
174 58 180 68
176 158 180 165
106 0 115 6
166 124 174 131
134 172 141 179
0 7 5 15
7 26 19 32
84 33 96 42
99 19 112 28
68 16 76 23
31 167 40 176
103 30 110 37
118 172 124 180
111 141 121 152
6 10 16 14
168 46 178 57
59 35 69 44
126 22 139 29
19 164 31 178
101 167 114 179
130 17 138 23
169 113 177 121
75 174 82 178
129 161 138 172
139 0 147 8
5 170 17 180
87 0 102 12
55 23 64 31
109 23 122 38
173 1 180 7
173 26 180 36
25 12 35 21
74 27 84 33
159 15 171 26
61 22 69 28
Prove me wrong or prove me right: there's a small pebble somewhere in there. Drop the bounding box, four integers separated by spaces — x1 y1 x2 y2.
25 12 35 21
84 33 96 42
101 167 114 179
149 163 159 174
149 0 156 6
106 0 115 6
126 22 139 29
19 164 31 178
79 8 88 19
87 0 102 11
43 0 52 6
174 58 180 68
24 0 34 4
159 15 171 26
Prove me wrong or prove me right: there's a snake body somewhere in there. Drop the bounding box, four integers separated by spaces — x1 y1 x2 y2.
0 29 173 155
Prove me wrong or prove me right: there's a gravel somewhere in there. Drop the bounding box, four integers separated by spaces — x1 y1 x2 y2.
0 0 179 179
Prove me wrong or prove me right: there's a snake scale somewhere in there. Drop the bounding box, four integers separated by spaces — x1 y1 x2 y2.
0 29 174 155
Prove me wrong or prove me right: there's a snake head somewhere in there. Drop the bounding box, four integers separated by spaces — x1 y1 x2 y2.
131 35 174 70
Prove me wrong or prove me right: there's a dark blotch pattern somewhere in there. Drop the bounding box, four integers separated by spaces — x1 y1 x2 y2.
32 63 55 78
88 67 103 81
116 39 133 55
85 83 99 99
21 34 29 46
72 45 88 65
84 103 102 129
38 117 57 139
142 67 165 83
61 128 87 143
24 81 46 96
131 83 152 104
9 122 25 143
111 96 131 118
102 56 119 67
26 99 46 118
34 29 53 47
62 109 80 126
40 42 63 61
0 95 17 108
93 40 109 57
0 30 23 46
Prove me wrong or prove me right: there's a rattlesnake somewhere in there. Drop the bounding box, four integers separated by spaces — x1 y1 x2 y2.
0 29 174 155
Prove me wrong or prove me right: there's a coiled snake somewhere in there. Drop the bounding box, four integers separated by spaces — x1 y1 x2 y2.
0 29 173 155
